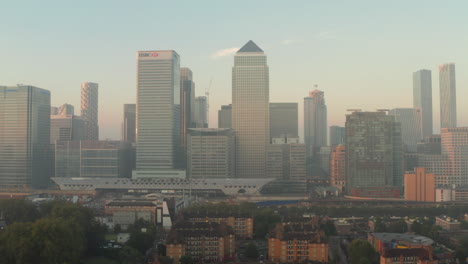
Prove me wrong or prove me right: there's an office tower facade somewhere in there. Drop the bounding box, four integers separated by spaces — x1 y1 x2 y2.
329 126 345 148
55 140 132 178
122 104 136 143
413 69 433 138
232 40 269 178
404 168 435 202
318 146 331 176
304 90 327 157
331 144 346 192
345 111 403 198
269 103 298 139
218 104 232 128
180 68 196 155
388 108 423 152
187 128 235 178
194 96 208 128
439 63 457 129
50 115 86 144
417 134 441 155
441 127 468 186
56 103 74 116
134 50 183 178
81 82 99 140
0 85 51 188
266 137 306 193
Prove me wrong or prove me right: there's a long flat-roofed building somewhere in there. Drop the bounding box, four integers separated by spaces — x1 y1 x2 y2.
55 140 132 178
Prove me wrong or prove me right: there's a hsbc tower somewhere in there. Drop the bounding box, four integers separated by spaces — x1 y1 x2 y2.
133 50 184 178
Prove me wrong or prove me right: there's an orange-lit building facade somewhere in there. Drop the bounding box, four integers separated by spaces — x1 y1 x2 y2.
404 168 435 202
184 213 254 239
166 222 235 264
268 222 328 263
331 144 346 191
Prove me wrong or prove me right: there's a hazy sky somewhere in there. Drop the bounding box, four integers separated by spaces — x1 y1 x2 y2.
2 0 468 139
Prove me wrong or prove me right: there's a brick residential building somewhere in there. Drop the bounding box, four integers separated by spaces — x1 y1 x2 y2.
166 222 235 264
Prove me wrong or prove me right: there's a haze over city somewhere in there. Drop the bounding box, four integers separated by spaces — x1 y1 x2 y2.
4 1 468 264
2 0 468 139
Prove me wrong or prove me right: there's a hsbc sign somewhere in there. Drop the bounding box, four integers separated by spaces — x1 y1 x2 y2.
139 52 159 57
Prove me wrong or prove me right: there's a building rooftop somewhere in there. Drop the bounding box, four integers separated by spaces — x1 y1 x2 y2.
436 215 459 223
381 248 433 260
237 40 263 53
370 233 434 246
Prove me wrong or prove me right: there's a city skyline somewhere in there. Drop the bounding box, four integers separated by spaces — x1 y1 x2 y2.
2 1 468 139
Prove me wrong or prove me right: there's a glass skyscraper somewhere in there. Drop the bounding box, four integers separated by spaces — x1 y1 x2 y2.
413 69 433 138
304 90 327 158
232 40 269 178
0 85 51 188
81 82 99 140
134 50 183 178
439 63 457 129
218 104 232 129
389 108 423 153
269 103 298 139
122 104 136 143
345 111 403 198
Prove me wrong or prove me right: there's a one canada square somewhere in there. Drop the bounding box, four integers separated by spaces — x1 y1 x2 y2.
232 40 269 178
134 50 182 178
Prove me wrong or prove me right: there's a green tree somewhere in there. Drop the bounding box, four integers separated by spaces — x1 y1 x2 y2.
348 239 378 264
373 218 387 232
119 245 144 264
0 199 39 224
322 220 338 236
245 242 259 259
455 236 468 263
31 217 86 264
0 222 35 264
254 208 280 238
127 220 156 254
387 220 408 233
180 255 194 264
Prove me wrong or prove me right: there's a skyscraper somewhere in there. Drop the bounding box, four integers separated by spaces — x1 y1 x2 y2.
0 85 51 188
218 104 232 128
389 108 423 152
81 82 99 140
304 90 327 157
413 69 433 138
232 40 269 178
180 68 195 169
330 144 346 192
329 126 345 148
57 103 75 116
439 63 457 129
194 96 208 128
50 115 86 144
122 104 136 143
345 111 403 198
269 103 298 139
187 128 235 178
134 50 183 178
